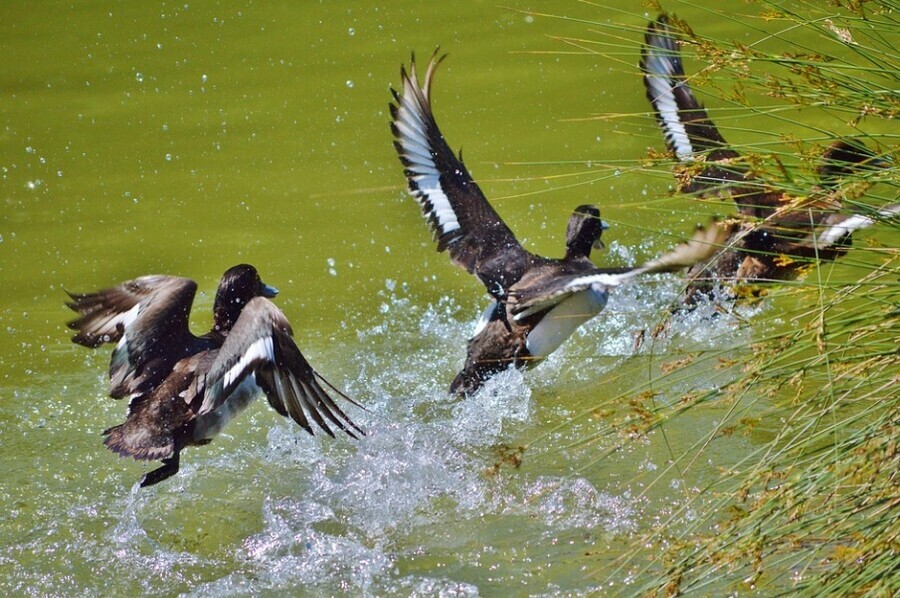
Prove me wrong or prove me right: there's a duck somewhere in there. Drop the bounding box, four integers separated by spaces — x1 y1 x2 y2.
641 14 898 303
390 53 724 395
66 264 361 487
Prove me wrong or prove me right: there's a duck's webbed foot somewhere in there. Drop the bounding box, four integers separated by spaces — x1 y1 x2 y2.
140 453 181 487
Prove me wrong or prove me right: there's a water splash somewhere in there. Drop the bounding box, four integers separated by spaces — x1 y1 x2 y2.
17 279 756 595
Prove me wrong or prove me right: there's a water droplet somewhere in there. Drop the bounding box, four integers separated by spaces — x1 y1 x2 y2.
135 72 143 82
348 27 355 36
346 80 354 88
201 74 208 83
164 153 172 161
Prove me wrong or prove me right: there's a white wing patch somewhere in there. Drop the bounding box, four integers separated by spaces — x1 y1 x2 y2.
222 335 274 390
815 214 874 247
814 205 899 247
114 303 142 351
568 272 630 292
644 53 695 161
395 81 461 237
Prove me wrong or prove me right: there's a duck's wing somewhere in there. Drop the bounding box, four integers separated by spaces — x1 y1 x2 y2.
641 15 736 162
102 352 208 462
390 52 532 296
510 221 727 320
66 275 198 399
774 202 900 251
641 16 783 217
200 297 362 439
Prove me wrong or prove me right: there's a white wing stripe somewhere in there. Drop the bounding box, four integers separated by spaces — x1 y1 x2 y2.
400 143 436 165
222 336 274 390
815 214 873 247
401 96 429 128
815 205 899 247
648 76 694 161
393 69 463 238
472 301 497 336
645 65 694 160
566 272 629 291
393 121 431 153
402 151 461 235
114 303 142 350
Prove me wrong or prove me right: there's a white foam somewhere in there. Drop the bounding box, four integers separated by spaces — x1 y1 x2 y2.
69 279 760 595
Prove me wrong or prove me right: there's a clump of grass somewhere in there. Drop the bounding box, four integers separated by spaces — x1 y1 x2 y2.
532 0 898 594
625 2 898 594
612 262 899 595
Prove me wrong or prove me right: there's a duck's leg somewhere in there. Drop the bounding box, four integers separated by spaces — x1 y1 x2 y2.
140 453 181 487
492 299 513 333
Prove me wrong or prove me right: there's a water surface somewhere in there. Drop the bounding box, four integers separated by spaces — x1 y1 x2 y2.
1 1 896 594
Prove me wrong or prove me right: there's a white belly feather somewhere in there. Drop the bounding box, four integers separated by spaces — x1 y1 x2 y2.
525 287 608 358
193 374 260 441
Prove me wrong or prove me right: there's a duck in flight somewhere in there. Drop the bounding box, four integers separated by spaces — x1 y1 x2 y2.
390 53 724 395
641 14 898 304
67 264 361 487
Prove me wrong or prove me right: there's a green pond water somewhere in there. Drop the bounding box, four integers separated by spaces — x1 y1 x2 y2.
1 1 896 595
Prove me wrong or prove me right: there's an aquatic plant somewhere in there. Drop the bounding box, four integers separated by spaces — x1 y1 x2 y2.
532 0 899 593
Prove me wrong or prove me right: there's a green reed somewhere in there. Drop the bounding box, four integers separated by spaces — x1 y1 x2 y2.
527 0 899 594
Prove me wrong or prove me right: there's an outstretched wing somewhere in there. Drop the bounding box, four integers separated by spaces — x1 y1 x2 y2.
806 203 900 248
641 15 736 161
640 15 787 218
66 275 198 399
510 221 727 320
200 297 362 439
750 201 900 256
390 51 532 296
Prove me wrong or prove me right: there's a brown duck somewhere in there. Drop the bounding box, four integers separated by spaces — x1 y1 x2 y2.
67 264 361 487
391 53 724 394
641 14 897 304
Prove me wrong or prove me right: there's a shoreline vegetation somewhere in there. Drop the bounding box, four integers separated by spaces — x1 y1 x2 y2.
542 1 898 593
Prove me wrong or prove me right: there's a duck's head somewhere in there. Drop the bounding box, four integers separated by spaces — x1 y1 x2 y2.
565 204 610 259
213 264 279 333
817 139 892 187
